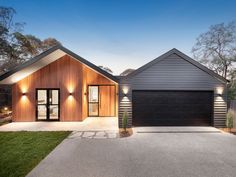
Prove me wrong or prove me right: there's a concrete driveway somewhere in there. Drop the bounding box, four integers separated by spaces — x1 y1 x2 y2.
27 127 236 177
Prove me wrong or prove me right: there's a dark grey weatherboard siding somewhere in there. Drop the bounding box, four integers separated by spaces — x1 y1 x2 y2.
119 51 227 128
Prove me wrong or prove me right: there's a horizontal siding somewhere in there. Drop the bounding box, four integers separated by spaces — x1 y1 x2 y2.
131 54 222 90
118 82 132 128
119 53 227 128
214 95 227 127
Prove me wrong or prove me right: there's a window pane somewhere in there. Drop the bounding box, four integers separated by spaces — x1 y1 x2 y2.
50 90 59 104
50 105 59 119
37 90 47 104
37 105 47 120
89 86 98 102
89 103 98 116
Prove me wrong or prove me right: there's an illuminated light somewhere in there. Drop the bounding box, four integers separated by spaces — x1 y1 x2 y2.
216 87 223 95
67 82 75 94
21 85 28 94
122 86 129 95
4 107 8 111
122 96 130 102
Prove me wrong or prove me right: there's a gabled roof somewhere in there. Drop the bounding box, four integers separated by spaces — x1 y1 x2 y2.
0 45 118 84
126 48 228 83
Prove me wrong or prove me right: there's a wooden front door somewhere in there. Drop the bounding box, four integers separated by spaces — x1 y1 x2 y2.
88 85 116 117
99 85 116 117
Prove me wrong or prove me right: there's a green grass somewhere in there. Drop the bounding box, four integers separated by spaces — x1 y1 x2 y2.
0 131 71 177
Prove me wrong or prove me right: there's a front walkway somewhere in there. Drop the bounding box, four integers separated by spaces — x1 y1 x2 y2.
0 117 118 131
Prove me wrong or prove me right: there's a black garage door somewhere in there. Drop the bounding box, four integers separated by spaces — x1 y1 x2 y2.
132 90 213 126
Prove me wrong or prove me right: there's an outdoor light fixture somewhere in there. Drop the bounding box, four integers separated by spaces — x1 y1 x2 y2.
69 92 73 96
22 93 26 96
217 93 222 97
122 86 129 97
4 107 8 111
84 92 87 96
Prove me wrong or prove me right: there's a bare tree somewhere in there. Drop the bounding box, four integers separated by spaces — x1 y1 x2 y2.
98 65 113 74
192 22 236 78
120 68 135 76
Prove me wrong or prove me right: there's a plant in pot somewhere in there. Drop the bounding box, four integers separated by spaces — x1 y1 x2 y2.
122 111 128 134
226 111 234 133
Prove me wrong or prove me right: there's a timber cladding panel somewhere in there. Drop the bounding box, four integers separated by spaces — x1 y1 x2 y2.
82 65 118 119
12 54 117 122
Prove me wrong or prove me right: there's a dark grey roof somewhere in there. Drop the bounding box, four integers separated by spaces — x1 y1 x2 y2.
126 48 228 83
0 45 119 84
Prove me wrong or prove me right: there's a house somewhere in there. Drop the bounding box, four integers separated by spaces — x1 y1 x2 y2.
0 45 228 127
0 45 118 121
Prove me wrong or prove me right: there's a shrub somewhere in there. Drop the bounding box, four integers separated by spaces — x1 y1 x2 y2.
226 111 234 132
122 112 128 132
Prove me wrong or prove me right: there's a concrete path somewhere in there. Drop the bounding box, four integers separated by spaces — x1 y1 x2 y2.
27 127 236 177
0 117 118 131
134 126 221 133
69 130 118 139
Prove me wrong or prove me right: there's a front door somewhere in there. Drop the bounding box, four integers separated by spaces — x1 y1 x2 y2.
36 89 60 121
88 85 116 117
88 86 99 116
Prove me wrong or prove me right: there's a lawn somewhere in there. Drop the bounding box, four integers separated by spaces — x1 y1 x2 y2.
0 131 71 177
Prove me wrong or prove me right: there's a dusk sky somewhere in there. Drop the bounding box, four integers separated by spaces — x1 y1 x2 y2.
1 0 236 75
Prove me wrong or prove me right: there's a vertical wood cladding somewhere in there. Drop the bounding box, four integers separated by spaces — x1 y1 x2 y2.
12 55 117 121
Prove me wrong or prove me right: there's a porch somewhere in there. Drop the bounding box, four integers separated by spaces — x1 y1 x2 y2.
0 117 118 131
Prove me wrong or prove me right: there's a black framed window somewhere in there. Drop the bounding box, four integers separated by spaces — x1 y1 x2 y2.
88 86 99 116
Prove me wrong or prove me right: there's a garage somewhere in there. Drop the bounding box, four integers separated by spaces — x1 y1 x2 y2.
119 49 227 128
132 90 214 126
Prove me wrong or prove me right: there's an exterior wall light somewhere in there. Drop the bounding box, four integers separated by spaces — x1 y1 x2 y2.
217 93 222 97
69 92 73 96
84 92 87 96
216 87 223 95
122 87 129 95
22 93 26 96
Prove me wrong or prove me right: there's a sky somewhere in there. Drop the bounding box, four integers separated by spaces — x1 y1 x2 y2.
1 0 236 75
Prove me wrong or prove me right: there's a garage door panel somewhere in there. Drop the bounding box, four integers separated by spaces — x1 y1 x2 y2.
132 90 213 126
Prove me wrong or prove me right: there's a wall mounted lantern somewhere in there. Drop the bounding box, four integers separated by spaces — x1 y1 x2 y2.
216 87 223 97
122 86 129 97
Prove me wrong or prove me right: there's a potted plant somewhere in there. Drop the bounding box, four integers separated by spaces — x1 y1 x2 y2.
122 111 128 132
226 111 234 133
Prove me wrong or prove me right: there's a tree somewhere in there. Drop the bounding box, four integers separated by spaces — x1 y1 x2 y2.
192 22 236 79
42 38 61 50
120 68 135 76
0 6 60 75
98 65 113 74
